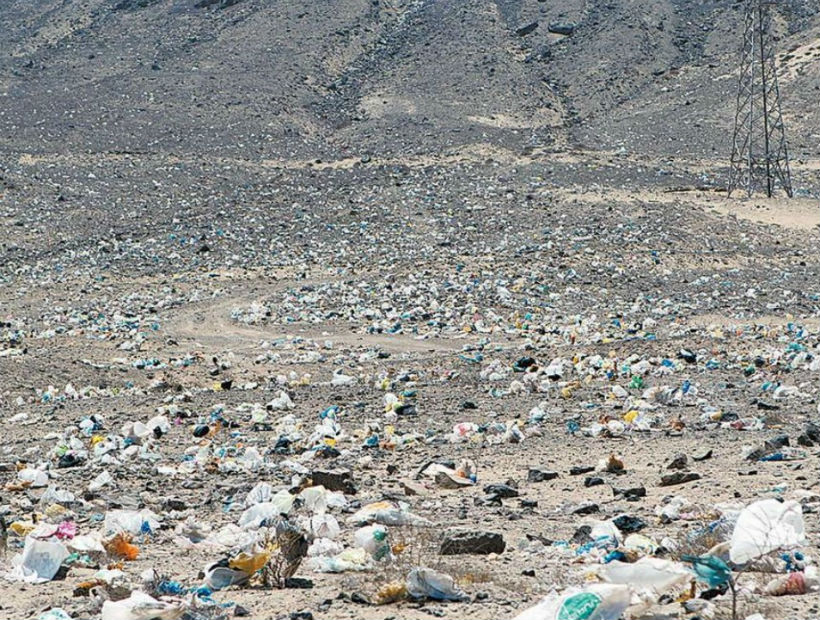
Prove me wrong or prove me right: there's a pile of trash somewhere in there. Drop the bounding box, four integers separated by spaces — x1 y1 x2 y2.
3 154 820 620
514 498 816 620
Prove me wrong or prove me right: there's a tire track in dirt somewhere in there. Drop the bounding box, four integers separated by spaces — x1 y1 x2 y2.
163 285 464 355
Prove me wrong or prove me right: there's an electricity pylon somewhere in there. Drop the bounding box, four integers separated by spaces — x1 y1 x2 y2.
728 0 793 198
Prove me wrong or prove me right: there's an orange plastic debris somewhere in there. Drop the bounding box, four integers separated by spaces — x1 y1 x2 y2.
104 533 139 561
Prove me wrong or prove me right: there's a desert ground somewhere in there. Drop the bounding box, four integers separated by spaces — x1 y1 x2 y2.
1 1 820 620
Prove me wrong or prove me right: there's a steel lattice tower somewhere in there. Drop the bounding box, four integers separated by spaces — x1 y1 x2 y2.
728 0 793 198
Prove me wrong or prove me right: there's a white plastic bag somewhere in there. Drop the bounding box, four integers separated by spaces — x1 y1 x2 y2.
267 390 294 410
104 509 161 536
67 534 106 554
146 415 170 435
309 514 341 539
18 468 48 488
513 584 631 620
244 482 273 507
346 500 432 526
9 537 70 583
238 490 294 529
101 590 187 620
88 471 114 492
729 499 806 564
205 524 255 550
354 524 390 559
308 547 371 573
203 564 250 590
406 567 468 601
299 485 347 513
597 558 691 595
330 372 355 386
38 610 72 620
307 537 344 558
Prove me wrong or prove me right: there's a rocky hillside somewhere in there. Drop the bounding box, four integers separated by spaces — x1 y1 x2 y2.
1 0 818 161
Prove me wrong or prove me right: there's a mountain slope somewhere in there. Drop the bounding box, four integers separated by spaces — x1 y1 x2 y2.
0 0 818 161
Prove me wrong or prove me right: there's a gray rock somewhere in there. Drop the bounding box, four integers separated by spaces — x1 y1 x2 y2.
692 449 713 461
548 22 576 36
570 525 592 544
312 469 357 495
516 22 539 37
612 514 646 533
163 497 187 511
797 433 815 447
659 472 701 486
569 502 599 515
435 470 473 489
797 422 820 446
440 529 505 555
527 469 559 482
666 453 688 470
483 483 519 498
613 485 646 501
401 480 428 496
745 434 791 460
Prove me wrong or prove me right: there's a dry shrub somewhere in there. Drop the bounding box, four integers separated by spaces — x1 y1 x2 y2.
259 524 309 588
671 521 732 560
351 524 557 604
